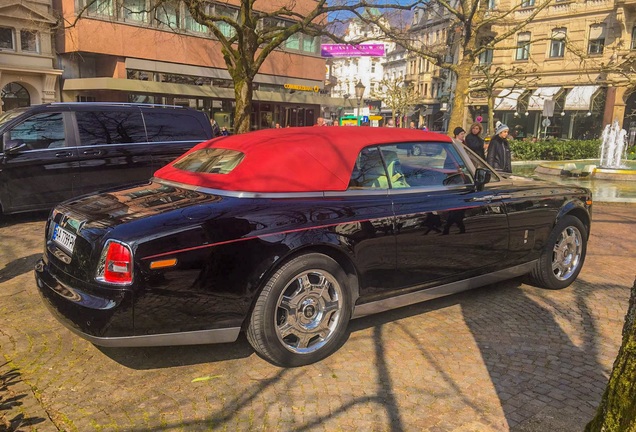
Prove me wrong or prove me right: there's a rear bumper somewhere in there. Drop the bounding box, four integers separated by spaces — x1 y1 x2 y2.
34 258 241 347
35 258 134 339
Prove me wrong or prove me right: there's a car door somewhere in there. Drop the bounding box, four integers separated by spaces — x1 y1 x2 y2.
385 142 511 289
74 108 152 196
335 145 398 300
0 110 77 212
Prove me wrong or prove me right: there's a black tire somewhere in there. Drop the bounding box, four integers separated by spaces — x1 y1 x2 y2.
247 253 351 367
528 215 587 290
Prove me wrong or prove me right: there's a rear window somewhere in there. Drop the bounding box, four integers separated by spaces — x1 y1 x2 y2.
172 148 244 174
76 111 146 145
143 111 209 142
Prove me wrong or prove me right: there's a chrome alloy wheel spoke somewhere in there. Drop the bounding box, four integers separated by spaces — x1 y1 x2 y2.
276 270 343 354
552 226 582 280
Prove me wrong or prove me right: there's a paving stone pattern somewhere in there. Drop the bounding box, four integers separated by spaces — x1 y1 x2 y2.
1 204 634 431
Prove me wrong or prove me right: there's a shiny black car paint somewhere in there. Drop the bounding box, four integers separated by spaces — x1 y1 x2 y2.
35 168 592 347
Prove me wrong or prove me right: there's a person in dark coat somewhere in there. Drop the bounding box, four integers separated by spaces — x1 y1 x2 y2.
465 122 486 159
210 118 222 137
487 123 512 173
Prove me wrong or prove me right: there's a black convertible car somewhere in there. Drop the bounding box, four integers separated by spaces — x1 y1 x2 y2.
35 127 592 366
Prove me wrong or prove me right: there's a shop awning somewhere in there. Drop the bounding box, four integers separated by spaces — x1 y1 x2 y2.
528 87 561 110
494 88 525 111
564 86 599 110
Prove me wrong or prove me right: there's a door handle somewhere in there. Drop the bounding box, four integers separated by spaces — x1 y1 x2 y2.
55 151 74 158
471 194 512 202
82 149 105 156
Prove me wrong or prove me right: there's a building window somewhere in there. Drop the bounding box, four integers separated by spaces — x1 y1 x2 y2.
87 0 115 16
0 27 14 50
516 32 531 60
478 37 493 64
487 0 496 9
214 6 237 38
285 33 300 50
521 0 535 7
632 26 636 50
123 0 147 22
588 24 606 55
550 28 566 58
20 30 39 53
184 7 206 33
155 2 179 28
302 35 318 54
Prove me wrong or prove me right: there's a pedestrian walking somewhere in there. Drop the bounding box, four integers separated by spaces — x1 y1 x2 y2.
487 123 512 173
210 118 222 137
386 119 395 128
465 122 486 159
221 126 230 136
452 127 466 145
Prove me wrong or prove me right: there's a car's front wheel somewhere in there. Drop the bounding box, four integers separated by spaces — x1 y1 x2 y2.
247 253 351 367
528 215 587 289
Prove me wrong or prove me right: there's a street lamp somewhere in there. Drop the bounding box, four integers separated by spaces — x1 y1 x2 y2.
355 80 366 117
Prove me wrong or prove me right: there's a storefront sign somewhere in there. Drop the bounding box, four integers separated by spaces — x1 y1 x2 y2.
284 84 320 93
320 44 385 58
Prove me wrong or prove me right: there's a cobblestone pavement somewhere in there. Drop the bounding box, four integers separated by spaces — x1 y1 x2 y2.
1 203 635 432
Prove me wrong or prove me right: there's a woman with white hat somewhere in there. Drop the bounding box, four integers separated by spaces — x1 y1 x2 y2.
487 123 512 173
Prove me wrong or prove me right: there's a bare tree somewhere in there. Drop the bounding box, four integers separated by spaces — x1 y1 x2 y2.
65 0 416 134
586 278 636 431
357 0 557 132
372 78 423 127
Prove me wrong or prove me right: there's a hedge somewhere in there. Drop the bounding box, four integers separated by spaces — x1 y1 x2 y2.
508 139 602 161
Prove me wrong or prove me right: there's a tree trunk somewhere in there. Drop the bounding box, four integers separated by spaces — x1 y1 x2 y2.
586 278 636 432
449 60 473 136
233 78 253 134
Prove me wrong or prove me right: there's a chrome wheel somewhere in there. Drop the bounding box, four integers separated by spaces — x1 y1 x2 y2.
552 225 583 281
275 269 344 354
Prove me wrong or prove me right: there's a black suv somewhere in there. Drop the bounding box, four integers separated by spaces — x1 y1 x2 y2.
0 103 212 215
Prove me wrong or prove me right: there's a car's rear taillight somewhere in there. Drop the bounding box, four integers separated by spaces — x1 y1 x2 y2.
96 240 133 285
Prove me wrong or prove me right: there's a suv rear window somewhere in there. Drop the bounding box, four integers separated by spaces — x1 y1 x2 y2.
172 148 244 174
144 112 209 142
76 111 146 145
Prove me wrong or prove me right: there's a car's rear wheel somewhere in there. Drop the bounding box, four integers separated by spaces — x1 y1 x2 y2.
247 253 351 367
528 215 587 289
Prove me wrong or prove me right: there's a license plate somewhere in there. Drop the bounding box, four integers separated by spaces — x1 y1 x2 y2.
52 224 76 254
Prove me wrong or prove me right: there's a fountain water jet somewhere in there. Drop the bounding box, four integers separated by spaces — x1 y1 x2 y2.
599 120 628 168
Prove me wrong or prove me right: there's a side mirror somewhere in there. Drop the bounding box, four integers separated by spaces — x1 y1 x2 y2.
4 139 27 155
474 168 492 191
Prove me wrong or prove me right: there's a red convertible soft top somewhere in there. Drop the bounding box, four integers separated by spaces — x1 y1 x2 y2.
154 127 452 192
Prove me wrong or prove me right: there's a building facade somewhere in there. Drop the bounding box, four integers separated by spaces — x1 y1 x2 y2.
482 0 636 140
0 0 62 113
54 0 336 129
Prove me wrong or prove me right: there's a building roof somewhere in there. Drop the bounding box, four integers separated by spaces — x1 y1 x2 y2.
154 127 451 193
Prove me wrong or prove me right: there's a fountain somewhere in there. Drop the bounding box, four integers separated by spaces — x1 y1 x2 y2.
599 120 628 168
522 120 636 203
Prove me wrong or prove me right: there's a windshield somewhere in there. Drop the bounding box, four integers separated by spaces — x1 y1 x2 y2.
0 108 28 129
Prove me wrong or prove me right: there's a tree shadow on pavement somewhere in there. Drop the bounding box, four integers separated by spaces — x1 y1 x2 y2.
0 362 46 431
0 212 48 229
0 254 41 284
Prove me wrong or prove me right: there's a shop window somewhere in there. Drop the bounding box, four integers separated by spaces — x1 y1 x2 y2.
516 32 531 61
20 30 39 53
550 28 566 58
0 27 15 50
588 24 605 55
